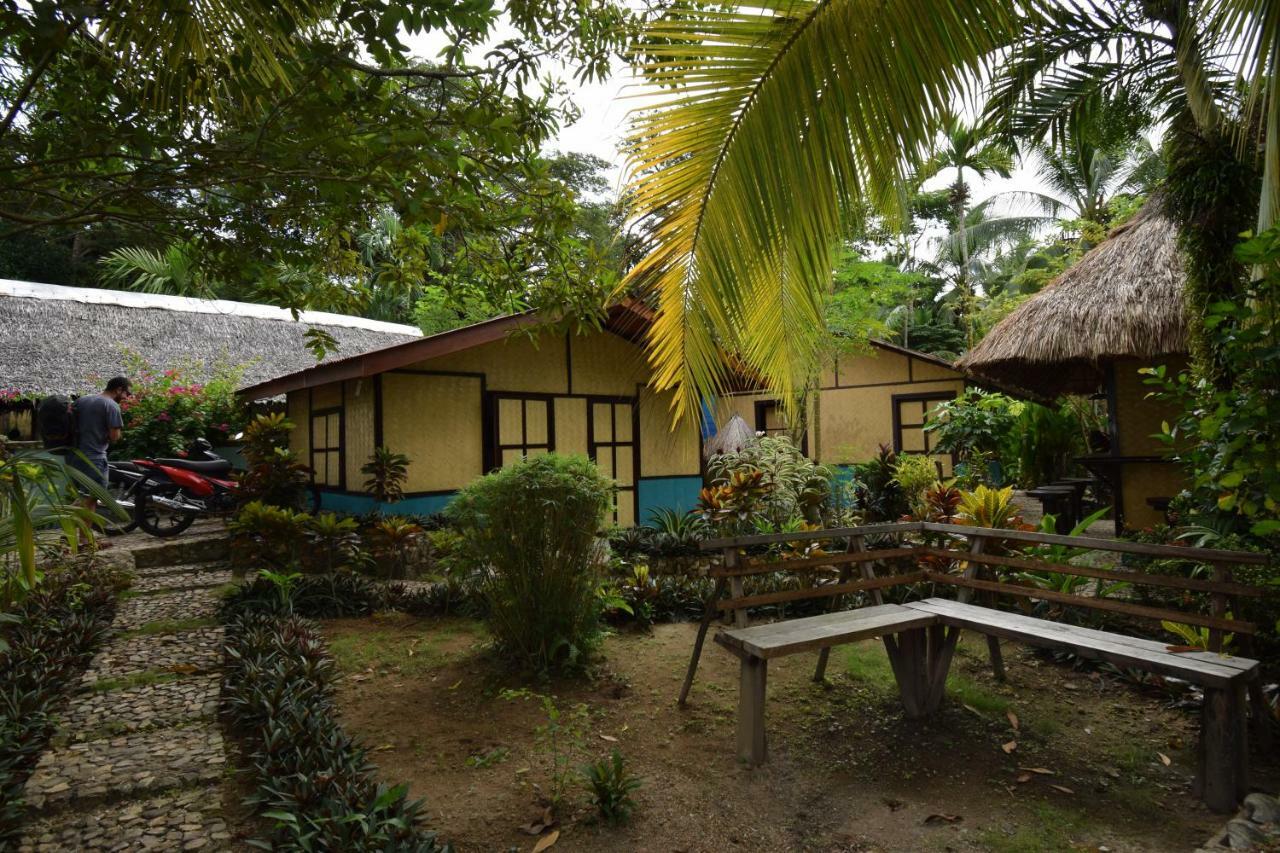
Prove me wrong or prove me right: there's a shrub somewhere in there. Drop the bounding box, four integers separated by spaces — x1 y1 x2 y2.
447 454 612 674
361 447 411 504
365 516 425 580
222 609 446 850
114 355 248 458
227 501 311 571
0 559 121 842
237 413 311 510
581 749 641 825
704 435 831 528
954 485 1030 530
305 513 365 574
892 454 939 517
852 445 908 522
924 389 1024 483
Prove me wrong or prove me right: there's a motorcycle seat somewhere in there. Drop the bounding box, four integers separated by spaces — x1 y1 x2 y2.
111 461 145 473
155 458 233 476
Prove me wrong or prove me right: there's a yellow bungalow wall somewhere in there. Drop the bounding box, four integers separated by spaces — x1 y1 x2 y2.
1112 356 1187 530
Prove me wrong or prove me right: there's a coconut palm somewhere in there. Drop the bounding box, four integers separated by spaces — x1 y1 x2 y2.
622 0 1280 420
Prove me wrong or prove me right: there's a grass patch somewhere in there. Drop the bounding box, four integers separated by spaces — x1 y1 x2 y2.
327 622 477 676
120 616 218 638
89 670 181 692
946 672 1010 715
976 803 1088 853
841 641 895 691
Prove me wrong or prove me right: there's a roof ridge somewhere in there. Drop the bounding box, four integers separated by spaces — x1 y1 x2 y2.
0 278 422 337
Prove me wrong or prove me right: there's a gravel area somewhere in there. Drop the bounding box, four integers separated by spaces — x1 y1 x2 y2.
114 589 221 630
132 560 230 579
58 675 220 741
80 627 223 686
131 569 234 594
23 726 226 810
17 786 234 852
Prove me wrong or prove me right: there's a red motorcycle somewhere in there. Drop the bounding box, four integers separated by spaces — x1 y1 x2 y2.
133 439 238 537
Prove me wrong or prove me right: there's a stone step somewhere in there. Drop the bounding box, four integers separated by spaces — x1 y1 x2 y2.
114 589 221 631
58 675 220 743
128 533 231 570
22 726 226 812
131 569 235 595
17 785 234 852
81 628 223 688
132 560 229 580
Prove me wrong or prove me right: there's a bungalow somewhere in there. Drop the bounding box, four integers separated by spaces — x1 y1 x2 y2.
239 303 967 525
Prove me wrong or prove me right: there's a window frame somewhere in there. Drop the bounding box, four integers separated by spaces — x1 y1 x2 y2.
309 406 345 489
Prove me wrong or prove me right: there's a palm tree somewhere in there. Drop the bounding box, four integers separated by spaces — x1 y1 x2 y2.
622 1 1280 418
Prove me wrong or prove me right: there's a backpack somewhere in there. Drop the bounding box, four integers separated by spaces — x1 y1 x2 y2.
37 395 75 449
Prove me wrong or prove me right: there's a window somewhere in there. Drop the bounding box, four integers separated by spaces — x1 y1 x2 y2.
754 399 807 455
493 395 554 468
590 400 637 526
310 408 343 488
892 392 954 477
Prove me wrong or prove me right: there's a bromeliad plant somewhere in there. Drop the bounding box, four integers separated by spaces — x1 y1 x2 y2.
361 446 411 504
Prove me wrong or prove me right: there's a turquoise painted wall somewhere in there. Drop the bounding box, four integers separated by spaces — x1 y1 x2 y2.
318 490 453 517
636 476 702 524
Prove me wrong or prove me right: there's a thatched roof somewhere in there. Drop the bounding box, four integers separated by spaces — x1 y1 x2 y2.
0 279 421 396
703 414 757 459
956 195 1188 397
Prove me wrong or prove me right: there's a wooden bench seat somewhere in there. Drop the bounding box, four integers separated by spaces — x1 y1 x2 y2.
714 603 935 660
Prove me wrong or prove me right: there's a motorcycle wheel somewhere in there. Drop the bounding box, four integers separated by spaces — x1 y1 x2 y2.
102 478 139 535
136 483 198 538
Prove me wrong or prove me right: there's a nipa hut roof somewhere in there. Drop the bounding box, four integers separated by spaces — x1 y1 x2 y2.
956 194 1188 397
0 279 421 396
703 413 757 459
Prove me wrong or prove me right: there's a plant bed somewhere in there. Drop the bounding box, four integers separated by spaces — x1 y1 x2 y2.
318 615 1280 852
219 587 449 850
0 558 125 843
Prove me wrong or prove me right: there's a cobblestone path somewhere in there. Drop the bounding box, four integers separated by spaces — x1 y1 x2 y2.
18 536 247 852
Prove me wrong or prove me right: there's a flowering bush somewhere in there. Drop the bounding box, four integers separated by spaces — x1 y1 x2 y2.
114 356 248 458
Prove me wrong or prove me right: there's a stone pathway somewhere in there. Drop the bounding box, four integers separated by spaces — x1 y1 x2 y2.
18 536 248 851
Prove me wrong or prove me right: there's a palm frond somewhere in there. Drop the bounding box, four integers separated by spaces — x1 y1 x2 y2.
623 0 1030 420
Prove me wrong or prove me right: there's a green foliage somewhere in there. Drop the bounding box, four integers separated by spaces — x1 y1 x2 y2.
0 450 119 606
955 485 1028 530
447 454 612 674
222 609 446 850
1011 398 1099 488
228 501 310 571
365 516 425 581
851 446 908 522
580 749 642 826
1146 226 1280 540
114 355 247 458
500 689 591 810
892 454 939 516
704 435 831 530
0 560 119 843
304 513 365 575
361 447 410 504
925 389 1024 467
236 413 310 511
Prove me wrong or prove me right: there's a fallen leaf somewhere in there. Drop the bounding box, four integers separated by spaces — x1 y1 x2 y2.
1006 710 1019 731
923 814 963 825
1165 645 1201 654
1050 785 1075 795
1063 682 1078 691
1157 752 1171 766
1016 773 1032 784
1001 741 1018 754
373 744 395 752
962 703 981 716
600 734 618 743
447 680 462 690
532 830 560 852
1019 767 1054 775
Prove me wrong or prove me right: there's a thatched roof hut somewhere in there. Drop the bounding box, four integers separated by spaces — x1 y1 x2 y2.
703 413 757 459
957 195 1188 397
0 278 421 396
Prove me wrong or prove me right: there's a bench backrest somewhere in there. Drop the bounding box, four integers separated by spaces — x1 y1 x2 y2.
699 521 1268 652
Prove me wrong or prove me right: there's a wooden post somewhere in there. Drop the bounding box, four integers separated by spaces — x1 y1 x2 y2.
726 549 749 629
959 535 1005 681
1207 562 1229 654
884 625 958 719
678 572 726 707
737 655 768 765
813 536 864 683
1197 682 1249 813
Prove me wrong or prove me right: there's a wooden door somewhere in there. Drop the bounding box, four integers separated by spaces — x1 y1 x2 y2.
589 399 637 526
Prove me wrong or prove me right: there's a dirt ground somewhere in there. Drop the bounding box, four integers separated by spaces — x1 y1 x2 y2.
322 615 1276 852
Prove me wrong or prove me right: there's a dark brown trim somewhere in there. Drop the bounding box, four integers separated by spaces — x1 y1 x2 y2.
890 391 955 461
818 377 965 392
908 356 915 382
565 333 573 395
373 374 383 449
752 398 808 456
309 405 345 490
387 368 486 380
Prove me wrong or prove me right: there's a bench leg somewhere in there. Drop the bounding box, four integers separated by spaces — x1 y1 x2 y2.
813 647 831 683
884 626 960 718
737 656 768 765
1196 682 1249 813
986 635 1006 682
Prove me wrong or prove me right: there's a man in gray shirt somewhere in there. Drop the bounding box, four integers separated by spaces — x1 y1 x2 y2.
70 377 130 517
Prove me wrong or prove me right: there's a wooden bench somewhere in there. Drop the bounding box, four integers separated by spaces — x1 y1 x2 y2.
682 521 1268 813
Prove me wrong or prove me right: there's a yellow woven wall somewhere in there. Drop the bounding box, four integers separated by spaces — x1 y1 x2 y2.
832 348 911 385
568 332 649 395
287 392 309 459
818 379 963 464
311 383 342 410
383 373 484 492
343 379 375 489
555 397 589 456
639 385 700 477
410 334 568 394
1121 463 1186 530
1113 356 1185 457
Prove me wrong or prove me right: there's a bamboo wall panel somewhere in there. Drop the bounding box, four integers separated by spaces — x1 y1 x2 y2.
910 357 961 382
287 392 310 459
638 384 701 477
817 379 962 464
311 382 342 410
832 349 910 385
383 373 483 492
1114 356 1184 457
409 334 568 394
554 397 588 455
568 331 649 396
343 379 375 488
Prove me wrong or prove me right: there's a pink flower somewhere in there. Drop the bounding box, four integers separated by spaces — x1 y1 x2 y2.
156 412 171 422
216 423 230 431
163 370 178 378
